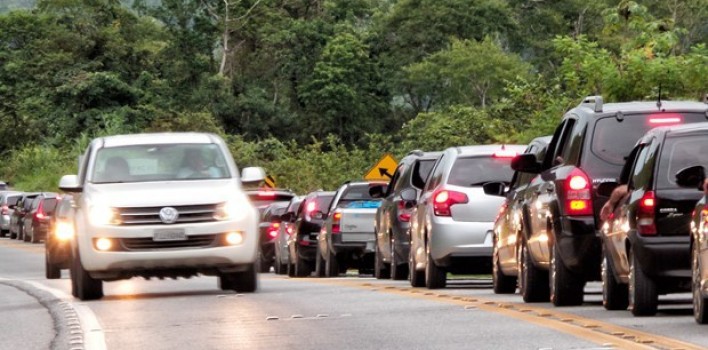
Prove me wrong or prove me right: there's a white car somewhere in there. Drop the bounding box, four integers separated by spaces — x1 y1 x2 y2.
59 132 265 300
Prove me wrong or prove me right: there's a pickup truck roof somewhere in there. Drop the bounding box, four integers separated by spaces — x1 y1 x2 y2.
99 133 222 148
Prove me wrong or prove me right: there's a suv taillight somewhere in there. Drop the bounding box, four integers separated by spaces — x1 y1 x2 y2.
433 190 468 217
397 201 411 222
35 201 46 220
564 168 593 216
267 222 280 240
332 211 342 233
637 191 657 236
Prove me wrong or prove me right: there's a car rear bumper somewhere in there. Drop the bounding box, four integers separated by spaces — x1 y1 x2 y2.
557 216 601 279
429 219 493 265
77 220 258 272
628 231 691 280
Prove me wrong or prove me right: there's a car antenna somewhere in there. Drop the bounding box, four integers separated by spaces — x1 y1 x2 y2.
656 84 662 110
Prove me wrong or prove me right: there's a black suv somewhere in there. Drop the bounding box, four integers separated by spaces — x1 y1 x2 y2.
600 123 708 315
512 96 708 306
287 191 336 277
490 136 552 297
373 150 441 280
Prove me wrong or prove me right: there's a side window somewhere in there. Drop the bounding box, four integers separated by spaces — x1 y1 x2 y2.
31 198 41 209
629 143 653 190
562 117 585 165
619 145 641 185
553 119 577 166
543 123 566 168
387 164 406 195
425 155 446 192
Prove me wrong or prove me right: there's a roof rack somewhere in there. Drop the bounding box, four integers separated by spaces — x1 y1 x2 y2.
580 95 603 113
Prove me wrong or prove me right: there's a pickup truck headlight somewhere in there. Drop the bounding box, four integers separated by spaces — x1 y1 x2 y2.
214 201 248 221
90 205 120 225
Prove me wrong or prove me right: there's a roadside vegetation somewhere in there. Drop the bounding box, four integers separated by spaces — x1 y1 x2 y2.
1 0 706 193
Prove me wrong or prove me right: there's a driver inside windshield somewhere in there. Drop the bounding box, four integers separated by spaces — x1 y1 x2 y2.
176 149 221 179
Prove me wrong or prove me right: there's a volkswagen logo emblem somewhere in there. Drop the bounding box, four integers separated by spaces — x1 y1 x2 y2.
159 207 179 224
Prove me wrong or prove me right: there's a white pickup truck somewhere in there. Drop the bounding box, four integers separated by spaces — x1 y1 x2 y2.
59 132 265 300
315 181 387 277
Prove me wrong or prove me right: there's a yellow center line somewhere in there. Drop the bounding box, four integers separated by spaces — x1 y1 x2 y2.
276 276 703 350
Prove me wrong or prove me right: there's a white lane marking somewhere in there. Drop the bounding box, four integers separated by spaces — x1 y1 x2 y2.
18 280 108 350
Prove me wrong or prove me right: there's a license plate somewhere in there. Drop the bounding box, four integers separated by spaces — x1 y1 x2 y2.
153 228 187 241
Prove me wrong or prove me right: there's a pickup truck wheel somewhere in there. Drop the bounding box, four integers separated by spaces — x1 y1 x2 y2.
72 247 103 300
629 247 658 316
45 246 61 279
0 229 6 237
518 240 549 302
550 240 584 306
409 245 425 287
492 238 516 294
602 247 628 310
219 264 258 293
314 246 326 277
693 241 708 324
325 247 339 277
390 239 409 281
425 242 446 289
374 242 390 279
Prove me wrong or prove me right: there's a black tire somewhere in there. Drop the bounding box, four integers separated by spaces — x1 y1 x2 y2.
0 229 6 238
257 249 270 273
409 246 425 287
314 246 326 277
325 246 339 277
390 240 409 281
9 231 16 239
693 241 708 324
602 247 628 310
492 235 517 294
274 246 287 275
425 242 446 289
293 246 312 277
629 247 658 316
550 240 584 306
374 242 390 279
71 246 103 300
219 264 258 292
518 240 549 302
45 249 61 279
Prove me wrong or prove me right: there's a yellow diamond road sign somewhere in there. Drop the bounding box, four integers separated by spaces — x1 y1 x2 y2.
264 175 276 188
364 153 398 181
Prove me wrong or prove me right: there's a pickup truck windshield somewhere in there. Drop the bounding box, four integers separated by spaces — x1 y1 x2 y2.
92 144 231 183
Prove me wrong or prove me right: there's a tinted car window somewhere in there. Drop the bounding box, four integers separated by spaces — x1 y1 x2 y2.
412 159 436 189
6 195 20 206
447 156 515 187
43 198 59 214
306 194 334 213
656 134 708 190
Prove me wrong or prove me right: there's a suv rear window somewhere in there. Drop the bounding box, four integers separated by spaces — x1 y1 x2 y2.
587 113 708 175
306 195 335 213
413 159 436 189
43 198 59 214
447 156 515 187
656 134 708 190
6 195 20 206
263 206 287 221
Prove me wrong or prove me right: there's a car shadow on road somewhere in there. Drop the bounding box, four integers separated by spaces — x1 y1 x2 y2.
443 279 493 289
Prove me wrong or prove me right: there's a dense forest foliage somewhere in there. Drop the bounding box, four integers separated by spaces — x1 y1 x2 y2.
1 0 706 192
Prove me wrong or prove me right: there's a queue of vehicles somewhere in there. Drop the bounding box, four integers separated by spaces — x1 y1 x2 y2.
1 95 706 326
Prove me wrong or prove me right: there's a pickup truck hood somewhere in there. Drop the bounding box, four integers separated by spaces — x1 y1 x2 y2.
84 179 243 207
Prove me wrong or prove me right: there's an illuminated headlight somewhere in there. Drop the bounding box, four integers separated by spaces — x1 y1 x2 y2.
54 221 74 241
95 238 113 251
214 201 249 221
89 205 120 225
225 232 244 245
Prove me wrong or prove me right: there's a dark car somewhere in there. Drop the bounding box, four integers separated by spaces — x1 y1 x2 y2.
23 192 60 243
490 136 552 297
46 194 74 279
674 164 708 324
257 202 289 272
0 191 22 237
245 188 296 216
287 191 336 277
600 124 708 316
512 96 708 306
274 197 304 275
9 192 39 240
372 150 441 280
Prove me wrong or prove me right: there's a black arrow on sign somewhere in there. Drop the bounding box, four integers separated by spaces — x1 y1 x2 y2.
378 168 393 179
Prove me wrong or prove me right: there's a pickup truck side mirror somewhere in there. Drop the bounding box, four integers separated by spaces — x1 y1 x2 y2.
369 185 386 199
59 175 82 193
482 182 506 197
511 154 542 174
675 165 705 190
596 181 620 197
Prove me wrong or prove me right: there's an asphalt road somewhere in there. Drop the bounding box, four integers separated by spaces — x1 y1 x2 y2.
2 238 707 350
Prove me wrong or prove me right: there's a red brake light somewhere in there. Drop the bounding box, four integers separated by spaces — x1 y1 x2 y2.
332 211 342 233
648 113 683 125
637 191 657 235
306 201 317 213
258 191 276 197
433 190 469 217
564 168 593 216
493 150 518 158
397 201 412 222
35 201 46 220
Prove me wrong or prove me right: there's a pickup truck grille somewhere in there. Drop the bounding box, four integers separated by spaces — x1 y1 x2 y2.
116 204 218 225
120 234 219 250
